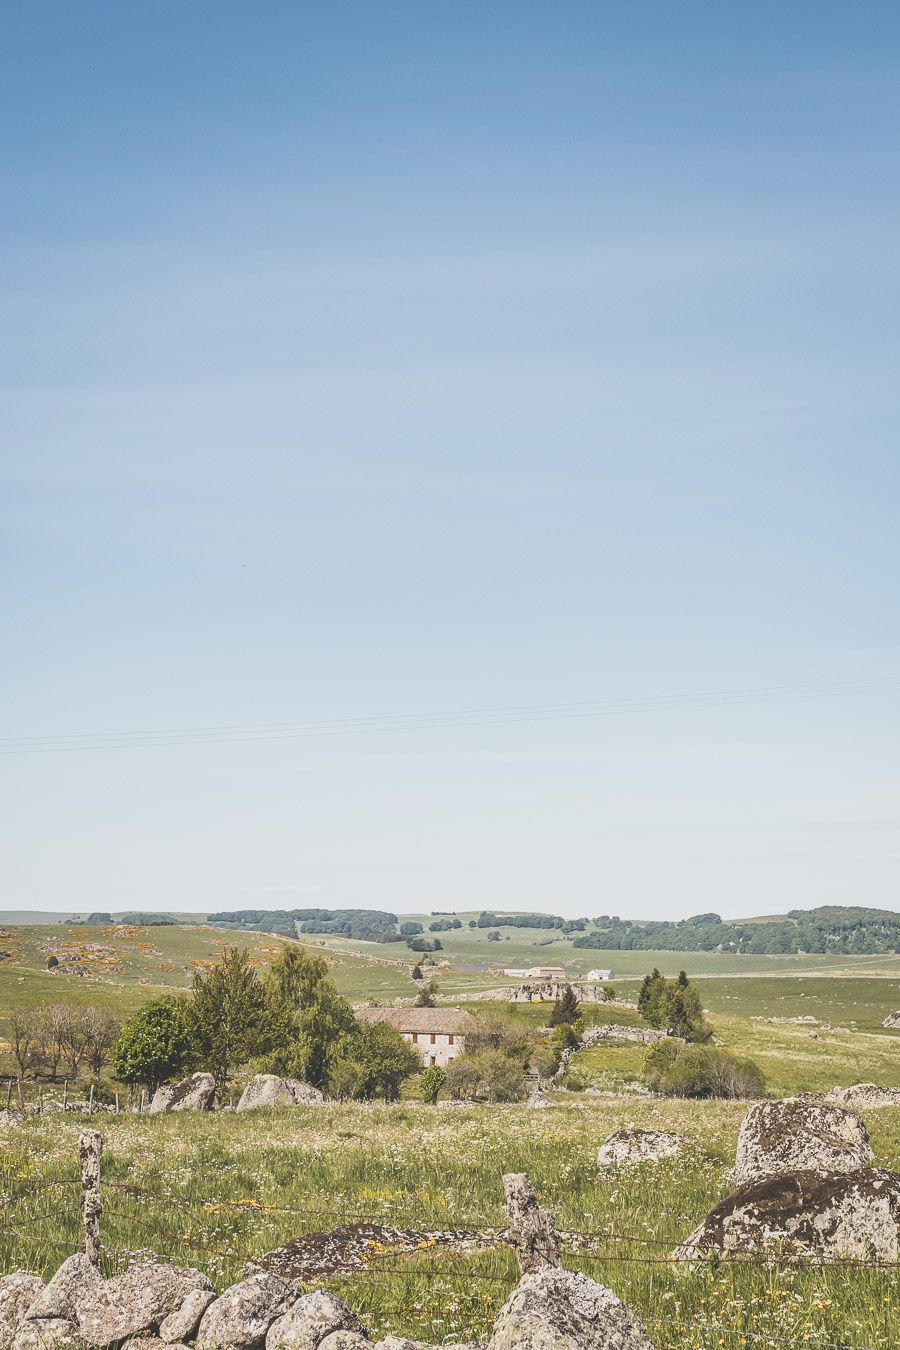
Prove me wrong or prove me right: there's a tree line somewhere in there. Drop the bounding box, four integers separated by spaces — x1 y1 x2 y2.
6 1004 121 1081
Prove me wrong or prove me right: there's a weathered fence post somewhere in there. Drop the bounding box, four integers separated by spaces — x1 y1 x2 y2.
79 1130 102 1266
502 1172 561 1274
139 1089 146 1113
114 1092 119 1114
5 1081 11 1109
16 1079 23 1111
88 1084 95 1115
63 1079 68 1111
39 1085 44 1115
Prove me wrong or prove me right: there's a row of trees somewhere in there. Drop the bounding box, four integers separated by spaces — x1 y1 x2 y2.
6 1004 121 1080
112 946 420 1101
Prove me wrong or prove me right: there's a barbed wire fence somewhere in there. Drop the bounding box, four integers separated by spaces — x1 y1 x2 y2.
0 1130 894 1350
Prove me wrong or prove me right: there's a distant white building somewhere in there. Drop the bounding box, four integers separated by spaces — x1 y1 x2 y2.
355 1006 476 1068
586 968 615 982
503 968 529 978
526 965 567 980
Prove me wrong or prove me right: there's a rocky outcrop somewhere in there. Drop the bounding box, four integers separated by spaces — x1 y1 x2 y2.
0 1277 44 1350
74 1264 213 1345
25 1256 97 1323
197 1273 294 1349
827 1083 900 1109
237 1076 325 1112
597 1129 685 1167
732 1098 872 1187
150 1074 217 1114
488 1267 655 1349
674 1168 900 1262
883 1010 900 1029
266 1291 365 1350
581 1026 671 1047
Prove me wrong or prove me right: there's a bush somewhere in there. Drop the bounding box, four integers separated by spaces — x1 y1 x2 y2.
644 1041 765 1099
445 1047 526 1102
419 1065 446 1104
112 997 191 1093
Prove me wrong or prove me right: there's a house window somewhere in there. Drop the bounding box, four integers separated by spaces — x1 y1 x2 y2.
410 1033 417 1043
448 1034 454 1046
430 1033 436 1044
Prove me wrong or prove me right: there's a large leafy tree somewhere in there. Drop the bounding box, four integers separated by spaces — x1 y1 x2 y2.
261 944 357 1088
187 947 269 1096
112 997 191 1093
330 1021 420 1100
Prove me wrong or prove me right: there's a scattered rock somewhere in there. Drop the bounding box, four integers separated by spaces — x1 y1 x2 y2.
150 1074 217 1114
12 1320 83 1350
883 1010 900 1029
0 1112 24 1128
159 1289 217 1342
265 1291 365 1350
826 1083 900 1109
75 1264 213 1345
0 1276 44 1350
236 1076 325 1112
252 1224 484 1285
597 1129 685 1167
123 1339 176 1350
197 1273 294 1350
25 1256 99 1323
674 1167 900 1262
732 1098 872 1187
488 1267 655 1350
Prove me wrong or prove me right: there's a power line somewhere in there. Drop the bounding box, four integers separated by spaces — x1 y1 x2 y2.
1 675 897 756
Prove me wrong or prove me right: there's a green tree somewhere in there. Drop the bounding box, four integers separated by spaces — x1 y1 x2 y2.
262 944 356 1088
414 981 438 1008
644 1041 764 1099
187 948 268 1096
112 997 191 1093
548 984 580 1026
419 1064 446 1104
330 1021 420 1100
447 1047 526 1102
637 969 709 1041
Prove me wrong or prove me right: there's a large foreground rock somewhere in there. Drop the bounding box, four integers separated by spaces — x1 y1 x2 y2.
597 1130 684 1167
150 1074 217 1113
237 1076 325 1112
197 1273 293 1349
0 1276 44 1350
675 1167 900 1262
266 1291 364 1350
12 1320 82 1350
25 1257 98 1323
732 1097 872 1186
74 1264 213 1345
883 1010 900 1029
827 1083 900 1109
488 1268 655 1350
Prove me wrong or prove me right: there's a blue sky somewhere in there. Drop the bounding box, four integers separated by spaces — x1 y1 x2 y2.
2 3 899 918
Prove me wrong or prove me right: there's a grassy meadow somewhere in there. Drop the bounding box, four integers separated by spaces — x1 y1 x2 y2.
1 1099 898 1348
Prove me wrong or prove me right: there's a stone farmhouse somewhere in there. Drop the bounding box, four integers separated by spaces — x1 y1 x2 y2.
586 967 615 981
356 1006 476 1067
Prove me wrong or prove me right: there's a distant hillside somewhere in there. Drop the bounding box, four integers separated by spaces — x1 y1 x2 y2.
573 907 900 955
206 904 900 956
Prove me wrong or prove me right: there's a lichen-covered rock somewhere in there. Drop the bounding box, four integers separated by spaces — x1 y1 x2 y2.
883 1010 900 1029
0 1276 45 1350
75 1263 213 1345
25 1257 99 1323
597 1130 684 1167
674 1167 900 1262
149 1073 216 1113
732 1098 872 1186
197 1273 294 1349
826 1083 900 1109
0 1112 24 1128
123 1339 177 1350
265 1291 364 1350
488 1267 655 1350
159 1289 217 1342
12 1320 83 1350
236 1076 325 1112
317 1334 373 1350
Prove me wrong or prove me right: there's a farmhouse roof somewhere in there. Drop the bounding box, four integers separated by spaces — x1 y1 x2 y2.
355 1006 476 1035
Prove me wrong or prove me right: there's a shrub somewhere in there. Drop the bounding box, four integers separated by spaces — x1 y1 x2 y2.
112 997 191 1093
419 1064 446 1104
643 1041 765 1099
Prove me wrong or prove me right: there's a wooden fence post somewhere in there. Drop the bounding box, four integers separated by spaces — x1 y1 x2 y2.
63 1079 68 1110
5 1081 11 1109
16 1079 23 1111
502 1172 561 1274
88 1084 95 1115
79 1129 102 1267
